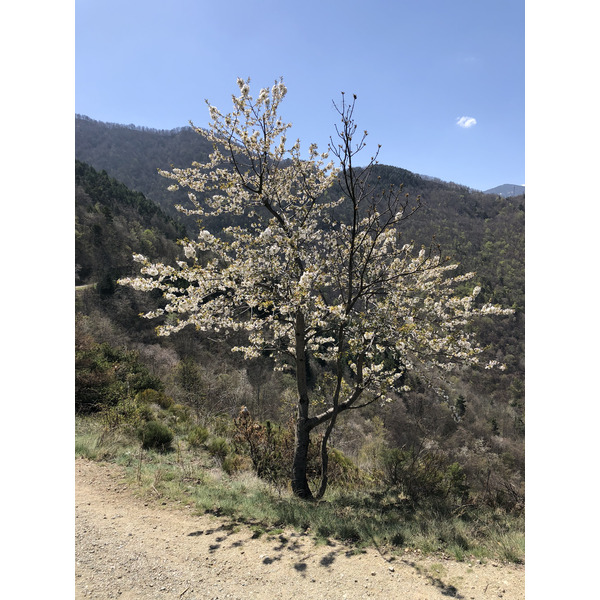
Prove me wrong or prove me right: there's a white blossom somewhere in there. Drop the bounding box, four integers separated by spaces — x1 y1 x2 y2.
119 77 513 434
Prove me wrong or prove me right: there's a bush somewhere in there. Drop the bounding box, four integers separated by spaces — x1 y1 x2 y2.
187 425 209 448
138 421 174 452
446 462 470 501
75 341 163 414
212 415 235 438
101 395 153 431
232 414 331 488
381 447 462 501
222 453 248 475
327 448 363 487
206 437 230 462
233 416 293 486
136 388 173 409
168 403 191 422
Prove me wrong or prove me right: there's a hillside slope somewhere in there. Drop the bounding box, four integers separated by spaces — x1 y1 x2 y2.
75 160 185 285
76 115 212 226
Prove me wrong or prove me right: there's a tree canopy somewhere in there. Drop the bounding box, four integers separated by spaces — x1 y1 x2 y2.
119 78 513 498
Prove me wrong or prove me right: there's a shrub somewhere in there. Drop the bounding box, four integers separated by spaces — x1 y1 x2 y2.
233 416 293 486
206 437 230 462
380 449 471 505
222 453 248 475
327 448 363 487
101 395 153 431
212 415 235 438
136 388 173 409
446 462 470 501
187 425 209 448
75 341 163 414
381 447 449 501
168 403 191 422
138 421 174 452
233 414 325 488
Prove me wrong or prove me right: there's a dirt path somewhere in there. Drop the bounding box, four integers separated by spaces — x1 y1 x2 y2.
75 458 524 599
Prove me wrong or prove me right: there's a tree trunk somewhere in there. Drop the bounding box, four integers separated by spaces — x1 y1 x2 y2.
292 417 313 499
315 325 346 500
315 410 338 500
291 309 314 499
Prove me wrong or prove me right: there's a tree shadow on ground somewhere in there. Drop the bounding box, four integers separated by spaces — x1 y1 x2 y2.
319 551 336 567
185 517 466 598
401 559 465 599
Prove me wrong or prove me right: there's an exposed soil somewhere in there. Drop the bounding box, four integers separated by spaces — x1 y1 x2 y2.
75 458 524 599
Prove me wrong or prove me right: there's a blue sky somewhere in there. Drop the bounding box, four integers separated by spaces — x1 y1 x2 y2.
76 0 524 191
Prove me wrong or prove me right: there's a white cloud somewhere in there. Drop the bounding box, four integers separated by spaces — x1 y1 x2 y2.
456 116 477 128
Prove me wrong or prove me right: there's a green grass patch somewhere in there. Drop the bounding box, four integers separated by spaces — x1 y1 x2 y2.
75 435 100 460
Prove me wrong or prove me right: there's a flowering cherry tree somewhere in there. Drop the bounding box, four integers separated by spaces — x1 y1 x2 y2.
119 79 512 499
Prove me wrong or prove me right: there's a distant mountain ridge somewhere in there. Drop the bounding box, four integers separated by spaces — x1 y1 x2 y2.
484 184 525 197
75 115 522 214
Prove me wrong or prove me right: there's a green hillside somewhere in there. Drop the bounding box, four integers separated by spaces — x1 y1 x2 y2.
76 116 212 227
75 160 186 287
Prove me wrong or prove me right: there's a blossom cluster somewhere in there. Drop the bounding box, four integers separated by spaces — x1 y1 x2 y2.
119 78 513 414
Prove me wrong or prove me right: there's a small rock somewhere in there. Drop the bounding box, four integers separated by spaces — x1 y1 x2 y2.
388 567 395 572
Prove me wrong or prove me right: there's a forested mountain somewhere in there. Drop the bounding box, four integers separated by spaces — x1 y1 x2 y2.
76 115 212 227
75 160 186 287
75 114 524 513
